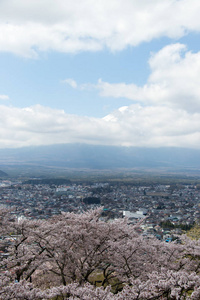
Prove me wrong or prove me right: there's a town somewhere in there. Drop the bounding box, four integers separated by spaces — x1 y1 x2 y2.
0 177 200 243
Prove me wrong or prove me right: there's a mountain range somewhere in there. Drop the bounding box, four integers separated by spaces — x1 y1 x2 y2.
0 170 8 177
0 144 200 172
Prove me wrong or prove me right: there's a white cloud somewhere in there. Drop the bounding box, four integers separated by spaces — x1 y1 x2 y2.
63 78 96 91
63 78 78 89
0 104 200 149
7 41 198 149
0 0 200 57
96 44 200 113
0 95 9 100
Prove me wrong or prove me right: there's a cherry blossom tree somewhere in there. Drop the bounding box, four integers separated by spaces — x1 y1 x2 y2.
0 208 200 299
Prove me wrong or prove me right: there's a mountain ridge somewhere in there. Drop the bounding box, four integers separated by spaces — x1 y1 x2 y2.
0 144 200 171
0 169 8 177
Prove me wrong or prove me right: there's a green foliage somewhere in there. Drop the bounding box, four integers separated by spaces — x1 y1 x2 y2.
187 224 200 239
160 220 193 231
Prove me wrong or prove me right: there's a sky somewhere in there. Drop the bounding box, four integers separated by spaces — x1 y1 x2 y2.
1 0 200 149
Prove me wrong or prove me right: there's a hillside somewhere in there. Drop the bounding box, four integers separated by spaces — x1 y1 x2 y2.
0 169 8 177
187 224 200 240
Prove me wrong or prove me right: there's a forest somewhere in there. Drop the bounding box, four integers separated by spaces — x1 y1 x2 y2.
0 208 200 299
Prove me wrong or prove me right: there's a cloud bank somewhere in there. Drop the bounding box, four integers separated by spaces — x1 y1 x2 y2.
97 44 200 113
57 44 200 149
1 43 199 149
0 102 200 149
0 1 200 149
0 0 200 57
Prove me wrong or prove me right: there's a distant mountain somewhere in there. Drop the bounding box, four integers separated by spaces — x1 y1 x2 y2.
0 170 8 177
0 144 200 171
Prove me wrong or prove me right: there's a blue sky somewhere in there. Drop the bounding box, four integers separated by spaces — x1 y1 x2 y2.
1 38 168 116
0 0 200 149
